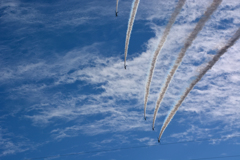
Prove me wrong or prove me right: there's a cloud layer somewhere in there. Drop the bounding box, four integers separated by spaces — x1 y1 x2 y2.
0 0 240 157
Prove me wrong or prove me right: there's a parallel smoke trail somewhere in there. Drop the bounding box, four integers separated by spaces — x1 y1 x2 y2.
124 0 140 68
144 0 186 120
158 27 240 141
116 0 119 13
152 0 222 129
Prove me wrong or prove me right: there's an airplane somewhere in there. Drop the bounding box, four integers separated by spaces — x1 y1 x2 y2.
152 127 154 131
124 65 126 69
158 139 160 143
144 117 146 120
115 11 118 17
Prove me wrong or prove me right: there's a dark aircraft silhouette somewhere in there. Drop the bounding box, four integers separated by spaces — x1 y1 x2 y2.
124 65 126 69
115 11 118 17
158 139 160 143
152 127 154 131
144 117 146 120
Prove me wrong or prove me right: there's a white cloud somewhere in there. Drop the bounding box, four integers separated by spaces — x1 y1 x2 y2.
169 125 213 140
0 0 133 34
0 128 32 157
137 137 157 145
1 0 240 152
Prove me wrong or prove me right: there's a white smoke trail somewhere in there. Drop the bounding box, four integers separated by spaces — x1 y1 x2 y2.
116 0 119 13
152 0 222 129
144 0 186 120
124 0 140 69
158 27 240 141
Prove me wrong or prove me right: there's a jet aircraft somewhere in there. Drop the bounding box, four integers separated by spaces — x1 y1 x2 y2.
115 11 118 17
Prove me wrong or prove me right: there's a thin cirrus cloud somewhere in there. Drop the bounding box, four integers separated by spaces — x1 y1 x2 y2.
0 0 240 150
159 26 240 141
152 0 222 132
0 128 33 157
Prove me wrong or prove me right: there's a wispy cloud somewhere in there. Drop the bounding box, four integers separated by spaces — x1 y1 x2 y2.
137 137 157 145
0 0 133 34
1 1 240 158
0 128 31 157
169 125 213 141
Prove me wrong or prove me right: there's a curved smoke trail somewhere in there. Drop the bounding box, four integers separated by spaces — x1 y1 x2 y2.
144 0 186 120
124 0 140 69
116 0 119 14
158 27 240 141
152 0 222 129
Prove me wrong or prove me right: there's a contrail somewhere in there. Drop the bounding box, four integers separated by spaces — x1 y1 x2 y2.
144 0 186 120
158 27 240 141
152 0 222 129
116 0 119 14
124 0 140 69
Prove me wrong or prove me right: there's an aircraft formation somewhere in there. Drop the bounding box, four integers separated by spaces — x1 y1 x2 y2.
117 0 240 142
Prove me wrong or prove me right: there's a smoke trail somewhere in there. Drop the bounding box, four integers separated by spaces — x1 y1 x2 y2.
144 0 186 120
116 0 119 13
124 0 140 69
152 0 222 129
158 27 240 141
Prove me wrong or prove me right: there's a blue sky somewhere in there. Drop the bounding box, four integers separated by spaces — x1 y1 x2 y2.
1 0 240 159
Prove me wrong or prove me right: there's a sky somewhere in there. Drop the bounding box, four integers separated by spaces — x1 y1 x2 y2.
0 0 240 159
